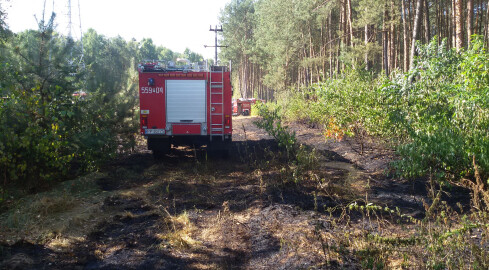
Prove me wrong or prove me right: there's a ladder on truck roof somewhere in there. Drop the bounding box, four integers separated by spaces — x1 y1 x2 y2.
209 68 225 141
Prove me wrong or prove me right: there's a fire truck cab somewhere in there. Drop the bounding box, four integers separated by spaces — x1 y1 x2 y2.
138 61 232 157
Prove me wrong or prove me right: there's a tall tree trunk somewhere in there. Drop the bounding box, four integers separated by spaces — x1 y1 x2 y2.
467 0 474 45
487 0 489 45
424 0 431 42
383 30 389 76
365 24 370 70
475 0 482 34
408 0 413 37
410 0 423 68
455 0 464 50
485 0 489 45
383 4 389 75
402 0 410 71
329 12 334 77
347 0 354 46
436 0 441 38
452 0 457 48
386 5 392 72
396 3 400 69
308 24 316 84
240 59 245 98
339 3 344 72
446 0 450 42
251 63 255 98
388 0 394 71
341 0 347 46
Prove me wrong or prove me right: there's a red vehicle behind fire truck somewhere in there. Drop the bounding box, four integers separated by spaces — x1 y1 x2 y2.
232 98 263 116
138 61 232 156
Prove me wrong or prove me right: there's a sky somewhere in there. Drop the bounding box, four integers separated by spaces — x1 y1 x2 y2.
3 0 230 60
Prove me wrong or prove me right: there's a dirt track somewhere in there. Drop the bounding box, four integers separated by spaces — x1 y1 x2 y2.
0 116 449 269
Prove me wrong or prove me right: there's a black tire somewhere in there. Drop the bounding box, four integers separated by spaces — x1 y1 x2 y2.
148 137 171 159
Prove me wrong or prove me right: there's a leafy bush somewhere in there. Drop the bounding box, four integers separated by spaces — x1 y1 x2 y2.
0 87 74 189
382 37 489 207
282 90 328 128
281 69 388 141
254 103 297 159
271 36 489 208
277 69 388 156
313 69 387 138
254 102 318 182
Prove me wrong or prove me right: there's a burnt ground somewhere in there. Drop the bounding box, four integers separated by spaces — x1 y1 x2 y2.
0 116 473 269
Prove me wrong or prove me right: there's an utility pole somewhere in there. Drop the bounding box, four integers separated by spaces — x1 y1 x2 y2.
204 25 227 65
67 0 72 39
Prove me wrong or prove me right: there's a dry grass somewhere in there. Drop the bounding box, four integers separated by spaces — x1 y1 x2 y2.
30 195 77 216
0 172 110 244
157 210 201 250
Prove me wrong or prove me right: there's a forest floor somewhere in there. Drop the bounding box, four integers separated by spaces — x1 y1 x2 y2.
0 116 472 269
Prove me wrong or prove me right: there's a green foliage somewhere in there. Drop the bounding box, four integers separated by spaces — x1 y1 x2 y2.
0 15 80 189
183 48 203 63
220 0 258 98
158 47 174 62
278 69 387 145
254 102 318 182
254 103 297 159
0 11 214 195
382 37 489 189
0 87 74 188
272 36 489 208
346 200 489 269
221 0 346 94
282 90 328 128
314 69 387 137
139 38 158 60
0 1 10 42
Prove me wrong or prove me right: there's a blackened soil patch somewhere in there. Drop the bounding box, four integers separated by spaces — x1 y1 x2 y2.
266 184 336 212
103 195 153 214
4 117 464 269
96 168 153 191
78 210 194 269
0 241 53 270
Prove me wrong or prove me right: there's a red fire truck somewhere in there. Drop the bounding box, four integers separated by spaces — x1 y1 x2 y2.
232 98 263 116
138 61 232 156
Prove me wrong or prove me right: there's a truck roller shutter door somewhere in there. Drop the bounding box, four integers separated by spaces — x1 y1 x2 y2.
166 80 206 123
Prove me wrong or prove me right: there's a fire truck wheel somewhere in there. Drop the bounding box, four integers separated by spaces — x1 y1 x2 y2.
149 138 171 159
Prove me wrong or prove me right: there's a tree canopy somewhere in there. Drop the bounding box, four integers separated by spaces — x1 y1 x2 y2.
220 0 489 99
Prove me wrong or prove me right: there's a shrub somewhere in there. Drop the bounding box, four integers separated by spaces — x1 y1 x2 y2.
382 37 489 207
254 103 297 159
254 102 318 182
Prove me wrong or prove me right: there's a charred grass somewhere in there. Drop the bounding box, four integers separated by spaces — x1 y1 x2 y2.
1 124 489 268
